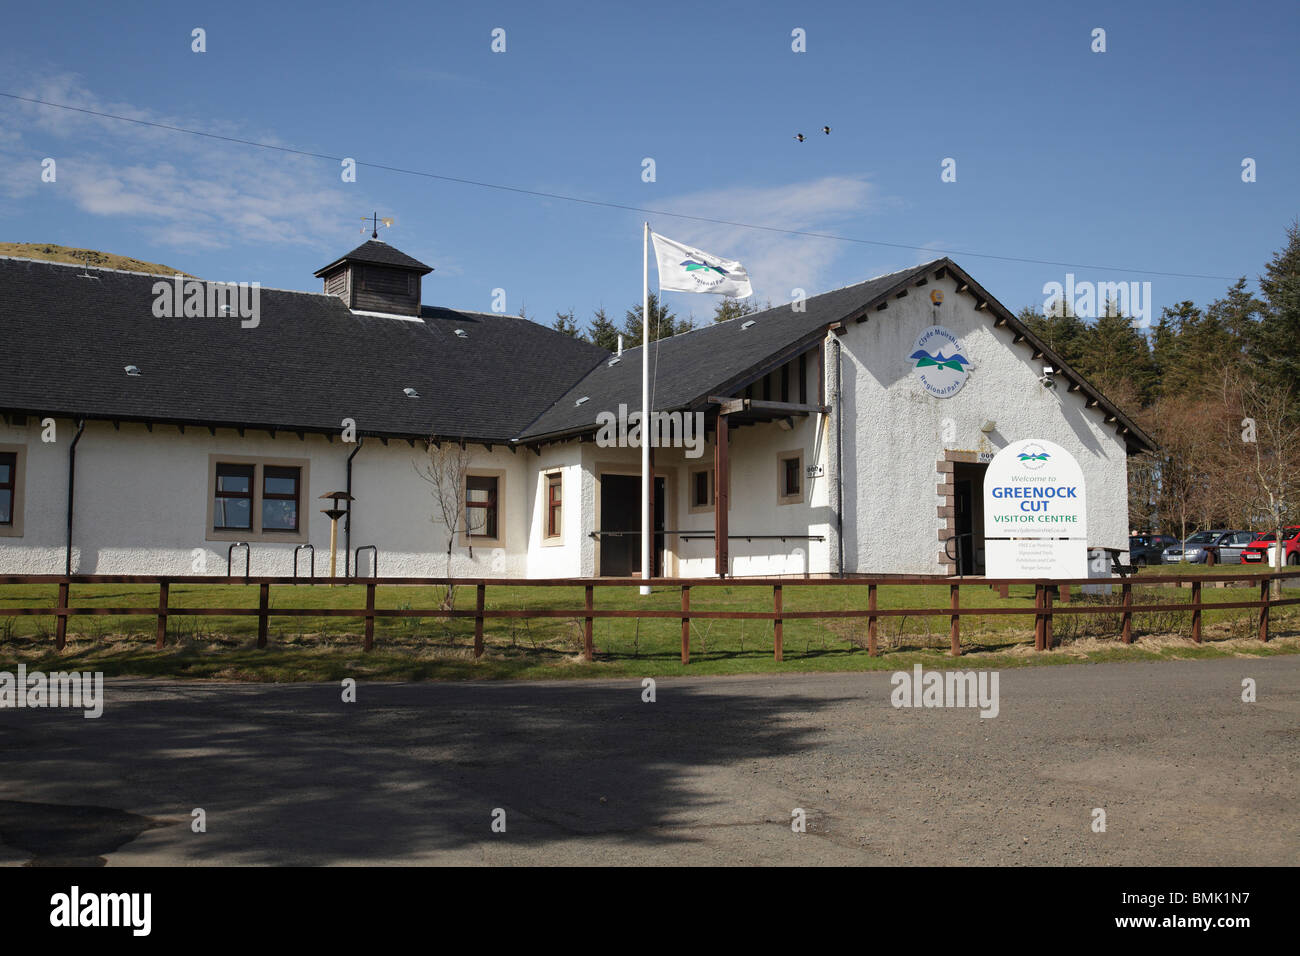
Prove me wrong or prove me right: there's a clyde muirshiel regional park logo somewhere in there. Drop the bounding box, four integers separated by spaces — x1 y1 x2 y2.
680 256 729 289
908 326 971 398
1017 445 1051 469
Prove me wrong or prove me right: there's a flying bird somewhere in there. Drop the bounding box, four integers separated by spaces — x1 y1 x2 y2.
794 133 806 142
822 126 831 135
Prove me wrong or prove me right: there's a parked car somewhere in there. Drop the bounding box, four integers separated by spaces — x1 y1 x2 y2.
1128 533 1178 568
1241 526 1300 565
1203 530 1259 565
1162 530 1240 564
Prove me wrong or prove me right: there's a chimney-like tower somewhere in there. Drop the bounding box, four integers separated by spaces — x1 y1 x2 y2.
314 240 433 317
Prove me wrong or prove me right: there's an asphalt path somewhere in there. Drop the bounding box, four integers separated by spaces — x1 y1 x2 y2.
0 656 1296 865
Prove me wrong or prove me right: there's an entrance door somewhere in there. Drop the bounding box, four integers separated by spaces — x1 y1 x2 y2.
599 474 666 577
952 462 987 575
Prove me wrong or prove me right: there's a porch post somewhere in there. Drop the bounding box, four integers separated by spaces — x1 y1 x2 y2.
714 413 729 577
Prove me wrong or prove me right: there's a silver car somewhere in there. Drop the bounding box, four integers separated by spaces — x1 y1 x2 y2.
1163 529 1245 565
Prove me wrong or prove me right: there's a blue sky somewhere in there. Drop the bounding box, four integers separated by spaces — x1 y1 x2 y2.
1 0 1296 331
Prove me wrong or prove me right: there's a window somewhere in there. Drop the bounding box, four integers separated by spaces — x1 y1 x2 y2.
546 472 562 539
261 466 301 532
777 451 804 505
214 464 255 530
466 475 499 539
0 446 24 537
208 456 309 542
0 452 14 526
689 468 712 512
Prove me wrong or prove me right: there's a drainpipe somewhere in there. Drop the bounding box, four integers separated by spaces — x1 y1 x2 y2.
344 438 364 577
831 339 844 576
65 419 86 576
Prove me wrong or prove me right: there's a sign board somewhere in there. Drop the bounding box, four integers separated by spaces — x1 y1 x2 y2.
983 439 1087 579
907 326 971 398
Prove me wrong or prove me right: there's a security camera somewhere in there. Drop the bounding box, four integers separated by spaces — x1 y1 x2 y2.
1040 364 1057 388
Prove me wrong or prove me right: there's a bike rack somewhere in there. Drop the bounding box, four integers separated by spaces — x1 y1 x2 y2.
354 545 378 579
293 544 315 583
227 542 250 583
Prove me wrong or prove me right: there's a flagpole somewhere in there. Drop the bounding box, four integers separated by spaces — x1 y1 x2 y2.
640 222 651 596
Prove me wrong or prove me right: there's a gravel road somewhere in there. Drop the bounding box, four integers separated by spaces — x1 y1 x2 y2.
1 656 1296 865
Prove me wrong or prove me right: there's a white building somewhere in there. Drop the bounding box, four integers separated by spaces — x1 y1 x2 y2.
0 242 1153 579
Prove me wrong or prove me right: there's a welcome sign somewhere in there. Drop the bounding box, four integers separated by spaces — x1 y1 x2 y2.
983 439 1087 578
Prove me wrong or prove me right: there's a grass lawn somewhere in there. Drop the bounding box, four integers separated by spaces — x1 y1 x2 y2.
1 565 1296 681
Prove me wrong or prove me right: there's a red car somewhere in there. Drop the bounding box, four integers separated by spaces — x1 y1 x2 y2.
1241 526 1300 565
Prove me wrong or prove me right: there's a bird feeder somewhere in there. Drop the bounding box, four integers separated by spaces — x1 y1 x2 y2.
319 491 354 584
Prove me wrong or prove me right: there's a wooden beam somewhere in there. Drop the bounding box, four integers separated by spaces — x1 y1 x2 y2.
874 301 888 312
714 414 729 577
956 283 969 294
975 299 988 311
914 277 928 286
934 267 947 280
895 289 908 299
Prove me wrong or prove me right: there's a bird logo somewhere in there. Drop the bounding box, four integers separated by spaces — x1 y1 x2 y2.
1017 452 1051 462
908 349 971 372
681 257 728 277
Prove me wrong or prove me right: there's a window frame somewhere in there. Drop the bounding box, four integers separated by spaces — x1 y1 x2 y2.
0 445 25 537
543 471 563 544
463 469 506 546
206 455 310 543
688 467 713 514
260 465 302 534
776 449 805 506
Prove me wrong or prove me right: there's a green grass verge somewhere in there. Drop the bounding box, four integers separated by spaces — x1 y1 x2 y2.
0 573 1295 682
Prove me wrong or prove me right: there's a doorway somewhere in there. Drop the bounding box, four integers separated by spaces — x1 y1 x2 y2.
952 462 987 575
598 474 665 577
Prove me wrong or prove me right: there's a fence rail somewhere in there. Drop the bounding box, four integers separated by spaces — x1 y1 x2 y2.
2 570 1298 662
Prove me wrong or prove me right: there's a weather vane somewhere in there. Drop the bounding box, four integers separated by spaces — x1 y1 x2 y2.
361 212 395 238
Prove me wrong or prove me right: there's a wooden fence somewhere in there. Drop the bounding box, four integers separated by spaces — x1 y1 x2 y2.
2 570 1299 663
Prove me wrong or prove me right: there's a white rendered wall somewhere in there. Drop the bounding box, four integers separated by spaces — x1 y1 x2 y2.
836 272 1131 574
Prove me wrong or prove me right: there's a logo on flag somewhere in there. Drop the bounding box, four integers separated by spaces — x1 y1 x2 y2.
651 232 752 298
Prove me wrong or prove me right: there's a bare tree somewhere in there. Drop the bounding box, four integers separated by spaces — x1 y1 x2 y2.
1231 376 1300 593
414 440 484 609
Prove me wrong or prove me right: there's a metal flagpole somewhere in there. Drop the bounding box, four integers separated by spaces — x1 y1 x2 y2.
640 222 651 595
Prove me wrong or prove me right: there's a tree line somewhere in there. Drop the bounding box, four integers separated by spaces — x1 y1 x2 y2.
1018 221 1300 548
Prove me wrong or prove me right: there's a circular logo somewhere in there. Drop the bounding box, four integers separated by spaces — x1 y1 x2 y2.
907 325 970 399
1016 442 1050 470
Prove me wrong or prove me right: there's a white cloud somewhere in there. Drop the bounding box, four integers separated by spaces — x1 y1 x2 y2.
0 74 363 253
648 175 880 303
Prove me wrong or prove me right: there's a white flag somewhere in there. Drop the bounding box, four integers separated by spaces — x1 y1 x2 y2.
651 232 752 298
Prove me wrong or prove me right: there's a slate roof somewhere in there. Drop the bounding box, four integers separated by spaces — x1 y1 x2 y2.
516 261 938 440
0 257 605 443
0 250 1155 453
313 240 433 276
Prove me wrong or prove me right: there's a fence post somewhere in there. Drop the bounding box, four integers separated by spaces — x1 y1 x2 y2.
55 580 69 651
1044 585 1055 650
1034 583 1045 651
474 583 485 658
680 585 690 665
155 580 169 650
257 582 269 648
583 585 594 661
1258 577 1270 642
363 582 375 652
1191 579 1202 643
1121 580 1132 644
949 583 960 656
867 583 878 657
773 584 783 662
